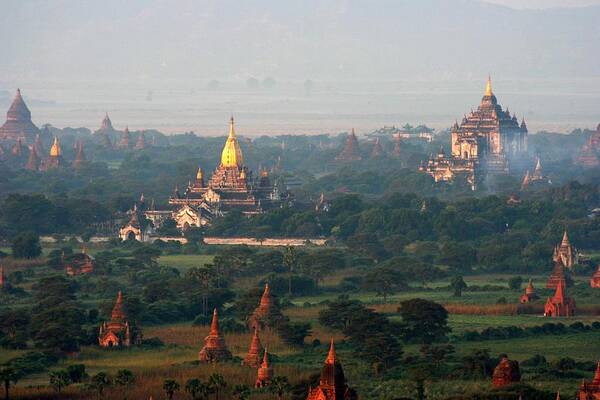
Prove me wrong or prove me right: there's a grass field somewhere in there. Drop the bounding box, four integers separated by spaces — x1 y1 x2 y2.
157 254 214 272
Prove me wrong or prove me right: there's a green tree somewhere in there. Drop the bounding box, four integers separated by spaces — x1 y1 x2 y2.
358 332 403 374
318 295 366 331
115 369 135 388
398 299 450 344
163 379 180 400
277 322 311 347
508 276 523 290
66 364 87 383
283 246 297 296
11 232 42 259
208 373 226 400
90 372 111 398
363 265 407 303
268 376 291 400
49 370 71 393
232 384 250 400
0 367 21 400
185 378 211 400
450 276 467 297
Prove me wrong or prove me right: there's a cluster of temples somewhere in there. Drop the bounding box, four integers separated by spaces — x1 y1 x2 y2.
334 128 404 162
420 77 528 188
94 113 148 150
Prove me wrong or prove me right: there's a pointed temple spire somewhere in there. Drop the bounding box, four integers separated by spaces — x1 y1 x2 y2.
561 229 570 247
243 328 263 367
248 283 278 331
545 278 576 317
198 308 232 362
118 127 130 149
335 129 362 161
73 141 86 169
326 338 336 364
220 116 244 167
111 291 125 321
306 339 357 400
255 347 273 388
0 88 42 143
26 145 39 171
98 290 141 347
49 136 62 157
134 132 146 150
485 75 493 97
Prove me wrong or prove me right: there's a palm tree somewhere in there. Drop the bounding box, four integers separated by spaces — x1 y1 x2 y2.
185 378 213 400
268 376 291 400
208 373 226 400
49 370 71 393
0 367 21 400
232 384 250 400
91 372 111 398
163 379 180 400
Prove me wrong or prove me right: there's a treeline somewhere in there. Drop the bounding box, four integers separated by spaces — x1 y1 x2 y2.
458 321 600 342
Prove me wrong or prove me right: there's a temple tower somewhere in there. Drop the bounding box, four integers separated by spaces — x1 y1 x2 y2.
255 348 273 388
577 361 600 400
118 127 131 149
306 339 358 400
248 283 275 331
98 291 142 347
590 265 600 288
0 89 41 143
40 137 65 170
520 279 539 303
370 138 384 158
492 356 521 387
553 230 577 269
544 279 576 317
73 141 86 169
198 308 232 362
243 328 264 367
335 129 362 161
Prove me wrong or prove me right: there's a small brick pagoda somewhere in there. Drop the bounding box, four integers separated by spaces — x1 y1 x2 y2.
64 246 95 276
577 124 600 168
255 348 273 388
520 279 539 303
243 328 264 367
306 339 358 400
335 129 362 161
73 141 87 169
492 356 521 387
370 138 384 158
578 361 600 400
591 265 600 288
248 283 275 331
98 291 142 347
198 308 232 362
544 279 576 317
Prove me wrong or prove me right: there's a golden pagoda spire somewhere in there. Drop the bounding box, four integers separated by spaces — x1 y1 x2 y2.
220 116 244 168
50 136 62 157
485 75 493 97
196 167 203 180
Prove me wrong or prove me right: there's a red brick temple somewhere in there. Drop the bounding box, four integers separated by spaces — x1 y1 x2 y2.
578 362 600 400
243 328 263 367
553 230 578 269
492 356 521 387
547 261 567 289
39 137 65 171
370 138 384 158
577 124 600 168
255 348 273 388
0 89 42 144
335 129 362 161
64 247 95 276
248 283 275 331
118 127 131 149
306 339 358 400
98 291 142 347
544 279 576 317
591 265 600 288
520 279 539 303
198 308 232 362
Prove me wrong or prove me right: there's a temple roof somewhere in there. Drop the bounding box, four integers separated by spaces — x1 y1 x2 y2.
111 291 126 322
0 89 41 143
319 339 346 390
561 230 571 247
220 117 244 168
7 89 31 122
50 137 62 157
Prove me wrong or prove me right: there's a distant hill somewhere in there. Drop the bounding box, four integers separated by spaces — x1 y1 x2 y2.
1 0 599 83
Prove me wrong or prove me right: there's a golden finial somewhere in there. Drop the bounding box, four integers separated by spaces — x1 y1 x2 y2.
49 136 61 157
220 116 244 168
239 169 247 179
485 75 493 97
196 167 203 180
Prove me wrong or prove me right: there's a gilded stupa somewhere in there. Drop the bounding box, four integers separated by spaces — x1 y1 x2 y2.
166 117 285 229
39 137 65 170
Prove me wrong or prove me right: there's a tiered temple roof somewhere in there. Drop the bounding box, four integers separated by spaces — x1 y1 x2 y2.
335 129 362 161
547 261 567 289
198 308 232 362
0 89 41 143
578 362 600 400
553 230 577 269
306 339 358 400
544 279 576 317
98 291 141 347
492 356 521 387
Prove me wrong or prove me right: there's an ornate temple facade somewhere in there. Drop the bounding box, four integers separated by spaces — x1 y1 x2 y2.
578 362 600 400
119 205 145 241
544 279 576 317
198 308 232 362
492 356 521 387
0 89 42 144
306 340 358 400
553 230 577 269
421 77 528 187
165 117 284 228
98 291 142 347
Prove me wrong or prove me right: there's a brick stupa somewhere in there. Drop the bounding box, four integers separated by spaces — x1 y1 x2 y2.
255 348 273 388
0 89 41 143
73 141 87 169
547 261 567 289
370 138 384 158
492 356 521 387
248 283 275 331
591 265 600 288
577 124 600 167
335 129 362 161
118 127 131 149
520 279 539 303
243 328 264 367
198 308 232 362
544 278 576 317
306 339 358 400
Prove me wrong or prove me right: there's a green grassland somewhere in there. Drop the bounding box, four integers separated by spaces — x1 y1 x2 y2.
157 254 215 272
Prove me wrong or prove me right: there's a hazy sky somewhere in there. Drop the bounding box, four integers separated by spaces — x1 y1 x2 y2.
485 0 600 8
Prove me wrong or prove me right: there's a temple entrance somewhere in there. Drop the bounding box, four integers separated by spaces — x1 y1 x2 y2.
108 341 113 347
127 231 136 240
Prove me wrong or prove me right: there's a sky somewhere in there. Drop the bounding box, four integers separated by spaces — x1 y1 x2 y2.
0 0 598 134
